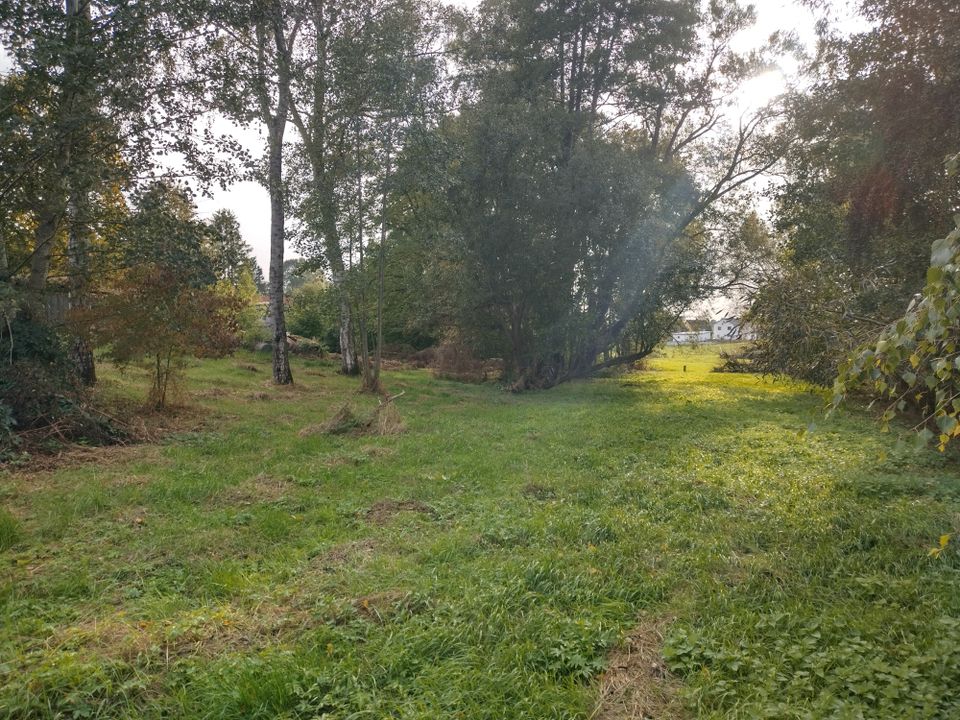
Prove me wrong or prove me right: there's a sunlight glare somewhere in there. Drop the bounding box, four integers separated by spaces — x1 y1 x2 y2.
732 68 789 116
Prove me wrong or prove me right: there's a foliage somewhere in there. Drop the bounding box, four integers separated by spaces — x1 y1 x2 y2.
201 209 265 345
754 0 960 383
0 0 239 300
72 184 244 407
206 210 260 287
432 338 487 384
217 270 263 347
0 400 17 459
426 0 782 386
287 280 338 349
833 214 960 451
0 312 125 456
744 261 883 385
79 265 242 408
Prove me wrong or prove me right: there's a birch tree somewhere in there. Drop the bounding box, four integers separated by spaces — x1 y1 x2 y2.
284 0 442 382
207 0 303 384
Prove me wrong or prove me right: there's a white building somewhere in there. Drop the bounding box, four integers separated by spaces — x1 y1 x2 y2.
668 315 756 344
711 316 755 341
668 319 713 345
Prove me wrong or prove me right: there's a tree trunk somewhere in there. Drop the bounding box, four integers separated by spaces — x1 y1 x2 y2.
267 120 293 385
324 201 359 377
373 135 391 386
62 0 96 384
335 281 359 375
67 191 95 384
356 148 379 393
287 2 361 378
0 224 9 279
27 207 63 294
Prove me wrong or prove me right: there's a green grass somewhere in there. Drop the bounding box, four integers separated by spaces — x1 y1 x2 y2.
2 345 960 719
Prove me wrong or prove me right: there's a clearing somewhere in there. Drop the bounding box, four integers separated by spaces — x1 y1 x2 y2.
2 345 959 719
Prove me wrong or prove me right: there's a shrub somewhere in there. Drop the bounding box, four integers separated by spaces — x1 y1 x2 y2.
287 280 338 346
288 335 327 356
75 265 243 408
0 306 124 458
745 263 883 386
833 213 960 451
432 340 486 383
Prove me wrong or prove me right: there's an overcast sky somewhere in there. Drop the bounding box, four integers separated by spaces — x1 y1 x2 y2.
2 1 865 277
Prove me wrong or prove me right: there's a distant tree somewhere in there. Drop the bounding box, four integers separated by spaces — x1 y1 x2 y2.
206 210 255 285
287 279 338 348
282 258 323 294
0 0 240 384
204 210 263 344
74 184 243 407
284 0 443 386
252 263 268 295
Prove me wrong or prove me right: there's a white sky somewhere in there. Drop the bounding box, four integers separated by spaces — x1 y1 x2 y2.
2 1 864 278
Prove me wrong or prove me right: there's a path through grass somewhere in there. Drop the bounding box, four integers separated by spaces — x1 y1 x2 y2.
2 345 959 718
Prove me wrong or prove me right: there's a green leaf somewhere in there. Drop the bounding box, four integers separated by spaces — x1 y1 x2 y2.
931 236 955 266
936 415 958 435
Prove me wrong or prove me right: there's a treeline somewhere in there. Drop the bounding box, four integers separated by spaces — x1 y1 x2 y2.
744 0 960 449
5 0 957 449
1 0 782 415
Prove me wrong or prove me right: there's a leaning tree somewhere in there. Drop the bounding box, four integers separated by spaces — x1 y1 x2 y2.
441 0 786 387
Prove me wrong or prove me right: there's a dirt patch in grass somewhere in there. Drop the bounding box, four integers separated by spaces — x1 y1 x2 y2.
236 363 261 373
7 444 168 485
352 590 415 623
44 602 316 665
220 474 294 505
5 400 202 476
360 444 396 458
522 482 557 500
248 391 271 401
318 445 398 469
593 615 686 720
194 387 231 399
364 499 436 525
107 473 155 489
116 506 149 528
314 538 381 572
261 380 309 393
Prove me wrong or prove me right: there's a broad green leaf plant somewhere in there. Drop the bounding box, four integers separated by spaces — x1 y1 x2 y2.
832 154 960 452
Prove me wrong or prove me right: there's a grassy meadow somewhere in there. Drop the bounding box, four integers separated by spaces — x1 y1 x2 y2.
2 344 960 719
